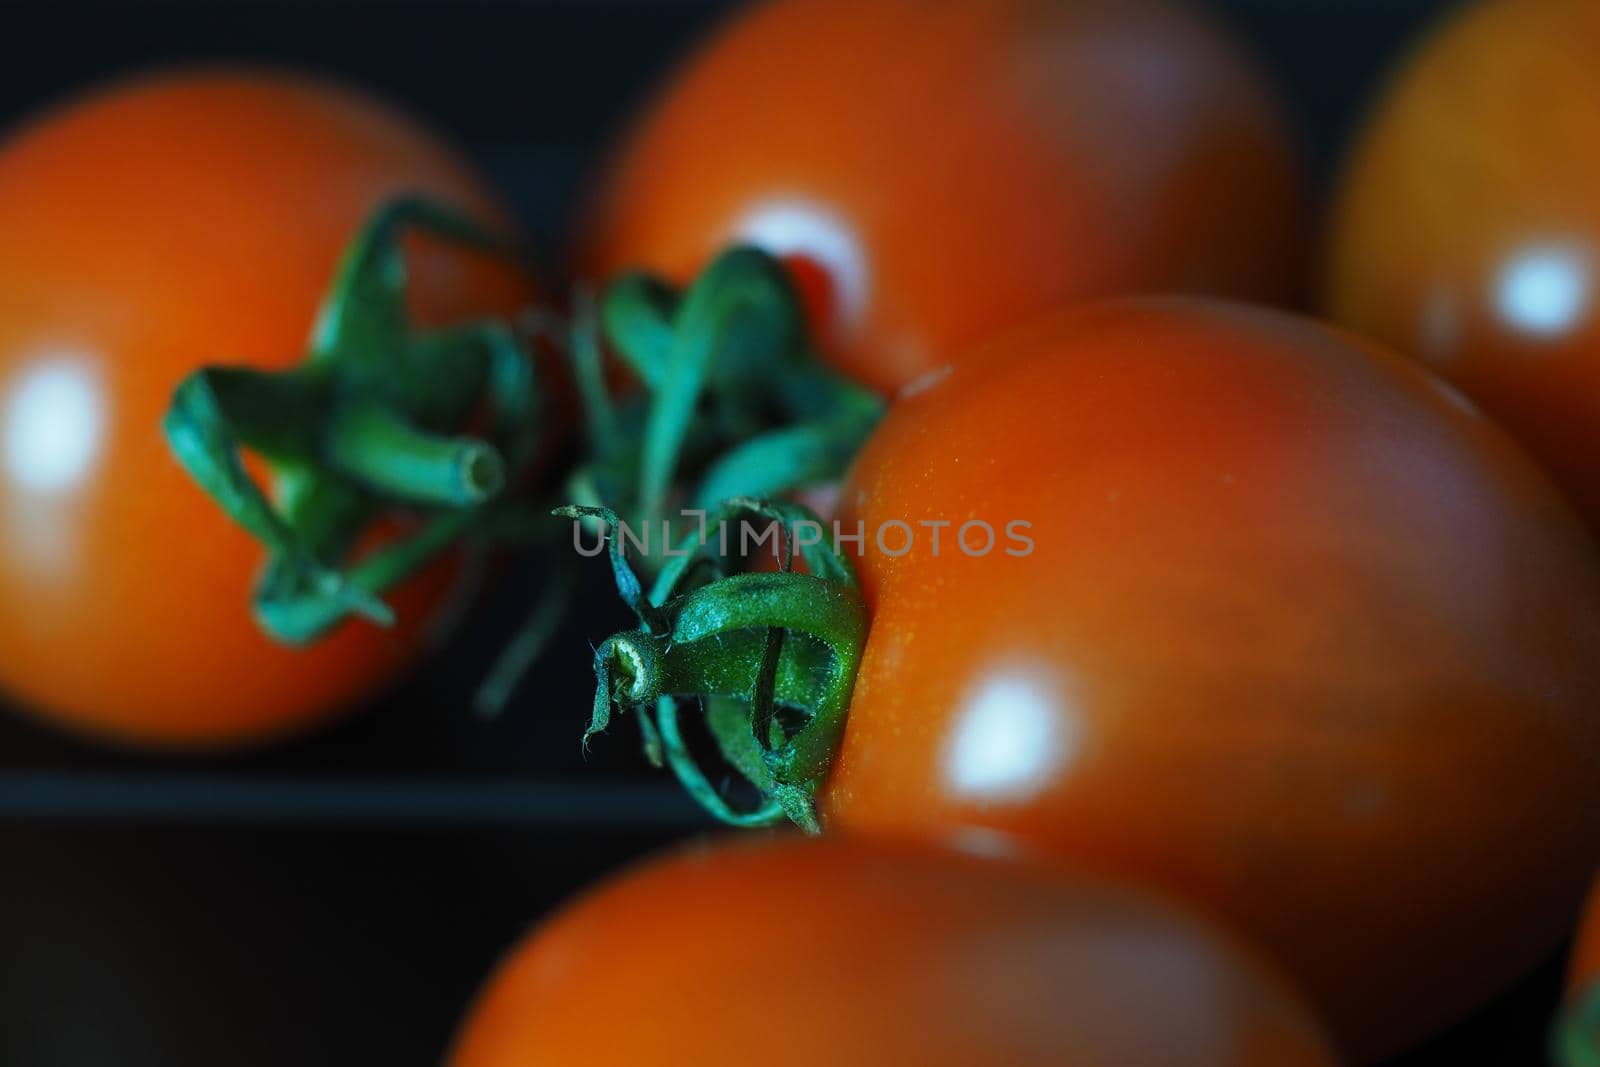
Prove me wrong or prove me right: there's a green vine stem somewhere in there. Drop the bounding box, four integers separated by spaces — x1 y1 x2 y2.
164 197 545 645
1556 981 1600 1067
558 498 866 832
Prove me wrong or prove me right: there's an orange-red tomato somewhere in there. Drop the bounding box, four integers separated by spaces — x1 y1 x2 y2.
582 0 1303 395
0 69 535 746
822 299 1600 1062
1323 0 1600 529
449 834 1341 1067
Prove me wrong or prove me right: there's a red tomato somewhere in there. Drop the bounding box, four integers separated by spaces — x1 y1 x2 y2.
449 834 1340 1067
1323 0 1600 529
582 0 1303 395
822 299 1600 1062
0 70 535 746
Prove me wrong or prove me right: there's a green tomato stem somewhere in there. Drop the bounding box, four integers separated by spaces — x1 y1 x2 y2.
164 195 546 644
618 246 807 520
565 498 865 831
325 400 504 506
578 245 883 569
599 272 678 393
475 246 880 717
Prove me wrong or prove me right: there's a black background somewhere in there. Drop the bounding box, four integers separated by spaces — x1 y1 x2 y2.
0 2 1563 1065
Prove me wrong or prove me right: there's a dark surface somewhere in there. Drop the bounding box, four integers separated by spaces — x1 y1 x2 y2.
0 1 1570 1064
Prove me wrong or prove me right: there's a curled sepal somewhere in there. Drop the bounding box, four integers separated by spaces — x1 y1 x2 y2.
572 498 865 831
551 504 665 634
1555 981 1600 1067
691 409 878 515
594 246 884 552
163 196 544 644
625 247 807 521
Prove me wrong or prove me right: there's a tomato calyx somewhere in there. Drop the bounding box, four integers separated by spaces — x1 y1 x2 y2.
567 245 881 566
557 251 880 831
475 246 880 716
1556 980 1600 1067
561 498 866 831
163 197 546 644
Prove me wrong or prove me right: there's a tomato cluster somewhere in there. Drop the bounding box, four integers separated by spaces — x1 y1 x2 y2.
4 0 1600 1065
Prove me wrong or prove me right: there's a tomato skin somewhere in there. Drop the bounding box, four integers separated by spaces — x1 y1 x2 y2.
0 70 534 746
1323 0 1600 529
823 299 1600 1062
583 0 1303 395
449 834 1340 1067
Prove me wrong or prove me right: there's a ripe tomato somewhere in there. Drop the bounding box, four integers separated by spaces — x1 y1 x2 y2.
822 299 1600 1062
582 0 1303 395
1323 0 1600 529
449 834 1340 1067
0 69 534 746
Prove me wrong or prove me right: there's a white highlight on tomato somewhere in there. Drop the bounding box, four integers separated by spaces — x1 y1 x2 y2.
731 196 870 336
944 668 1075 802
4 356 104 493
1494 242 1592 339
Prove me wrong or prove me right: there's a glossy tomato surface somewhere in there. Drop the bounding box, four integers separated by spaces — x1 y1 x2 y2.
449 834 1340 1067
823 299 1600 1062
1323 0 1600 528
583 0 1303 395
0 69 534 746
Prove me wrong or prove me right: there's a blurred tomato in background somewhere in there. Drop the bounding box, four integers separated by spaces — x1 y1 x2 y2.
583 0 1304 394
0 69 535 746
1324 0 1600 531
450 834 1342 1067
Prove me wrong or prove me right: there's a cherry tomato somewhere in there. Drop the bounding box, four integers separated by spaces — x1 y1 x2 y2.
449 834 1340 1067
821 299 1600 1062
0 69 535 746
1323 0 1600 529
582 0 1303 395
